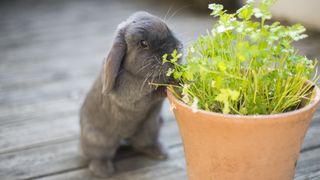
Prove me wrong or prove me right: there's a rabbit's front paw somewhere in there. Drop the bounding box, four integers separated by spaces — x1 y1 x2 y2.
135 143 168 160
89 159 114 177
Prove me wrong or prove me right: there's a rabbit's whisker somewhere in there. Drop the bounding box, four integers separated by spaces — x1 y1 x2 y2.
138 61 152 73
137 56 156 73
182 39 195 45
140 71 153 92
176 31 192 36
155 56 162 64
158 68 161 82
149 64 158 84
167 4 192 24
162 68 169 83
163 0 176 22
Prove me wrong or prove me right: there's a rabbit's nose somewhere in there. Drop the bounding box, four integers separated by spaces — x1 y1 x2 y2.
166 54 173 60
162 59 174 69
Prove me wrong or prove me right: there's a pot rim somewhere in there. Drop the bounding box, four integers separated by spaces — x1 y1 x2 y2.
167 81 320 121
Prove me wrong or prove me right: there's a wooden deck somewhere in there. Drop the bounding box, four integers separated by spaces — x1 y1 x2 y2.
0 0 320 179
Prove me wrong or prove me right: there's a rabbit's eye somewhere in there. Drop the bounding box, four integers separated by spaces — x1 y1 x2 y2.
140 40 149 49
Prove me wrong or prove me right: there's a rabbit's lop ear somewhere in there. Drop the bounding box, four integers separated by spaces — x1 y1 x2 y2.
102 27 127 94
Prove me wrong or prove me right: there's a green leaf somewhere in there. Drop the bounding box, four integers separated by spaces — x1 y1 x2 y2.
184 71 194 81
237 3 254 20
162 54 168 64
173 71 183 79
166 68 174 77
218 61 227 72
208 4 224 17
172 49 177 57
253 0 275 19
215 89 229 102
222 101 230 114
229 89 240 101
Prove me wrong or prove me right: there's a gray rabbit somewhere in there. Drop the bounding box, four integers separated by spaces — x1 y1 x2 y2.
80 11 182 177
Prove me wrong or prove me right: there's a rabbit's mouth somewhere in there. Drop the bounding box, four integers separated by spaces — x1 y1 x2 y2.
148 60 178 84
139 47 183 85
146 64 171 84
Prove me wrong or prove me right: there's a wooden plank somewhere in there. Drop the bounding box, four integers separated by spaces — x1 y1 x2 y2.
0 140 85 180
0 98 176 152
0 107 178 153
0 120 183 179
301 115 320 152
0 114 78 154
0 77 92 107
0 94 174 126
295 148 320 180
0 98 80 125
36 148 186 180
296 170 320 180
0 65 97 92
0 46 102 89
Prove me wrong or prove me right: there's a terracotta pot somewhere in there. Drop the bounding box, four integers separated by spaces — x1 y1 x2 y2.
167 84 320 180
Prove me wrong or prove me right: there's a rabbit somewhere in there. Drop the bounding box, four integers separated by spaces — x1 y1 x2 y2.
80 11 182 177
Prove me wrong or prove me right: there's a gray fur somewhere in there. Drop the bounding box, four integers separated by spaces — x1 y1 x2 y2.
80 11 182 177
